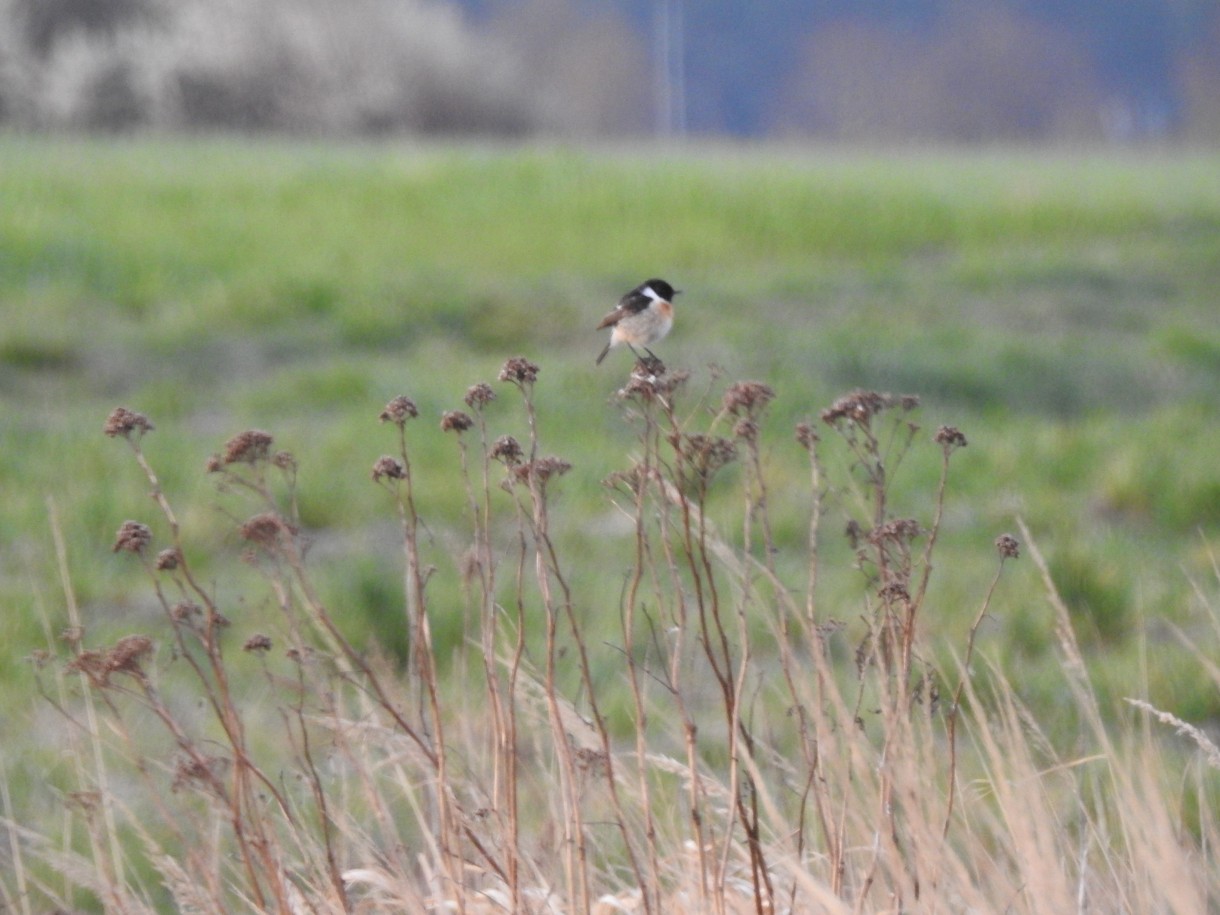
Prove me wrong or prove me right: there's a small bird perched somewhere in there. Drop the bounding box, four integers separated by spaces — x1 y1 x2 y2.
595 278 680 365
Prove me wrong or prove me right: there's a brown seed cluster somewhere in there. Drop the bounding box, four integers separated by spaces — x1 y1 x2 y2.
272 450 297 472
878 579 911 603
490 435 524 466
239 512 292 546
934 425 968 449
867 518 923 545
371 455 406 482
603 464 647 497
243 633 273 653
464 383 496 409
499 356 540 386
513 456 573 486
379 396 419 425
732 418 759 441
620 367 690 402
112 520 152 554
821 390 918 428
670 433 738 481
68 634 154 687
995 533 1020 559
155 547 181 571
440 410 474 433
794 422 819 450
222 430 274 465
170 601 201 622
722 380 775 417
103 406 154 439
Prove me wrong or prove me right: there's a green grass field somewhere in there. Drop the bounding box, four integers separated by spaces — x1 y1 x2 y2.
2 136 1220 910
5 137 1219 686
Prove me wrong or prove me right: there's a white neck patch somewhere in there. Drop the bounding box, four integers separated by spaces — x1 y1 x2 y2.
643 285 663 302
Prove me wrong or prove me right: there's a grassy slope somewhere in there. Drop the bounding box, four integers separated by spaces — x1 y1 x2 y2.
3 136 1220 729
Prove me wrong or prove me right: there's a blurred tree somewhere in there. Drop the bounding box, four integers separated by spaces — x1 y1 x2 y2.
1177 7 1220 142
770 2 1101 142
0 0 1214 139
12 0 159 56
483 0 651 135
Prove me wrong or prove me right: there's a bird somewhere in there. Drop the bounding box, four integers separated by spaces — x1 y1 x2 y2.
594 279 680 366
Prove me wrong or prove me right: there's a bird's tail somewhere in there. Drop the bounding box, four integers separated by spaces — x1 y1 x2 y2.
595 342 611 365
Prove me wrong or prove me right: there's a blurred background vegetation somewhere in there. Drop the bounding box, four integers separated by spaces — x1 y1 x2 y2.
1 0 1218 141
3 140 1219 733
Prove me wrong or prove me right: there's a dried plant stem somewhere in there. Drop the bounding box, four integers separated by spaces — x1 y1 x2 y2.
47 497 129 911
387 423 464 911
942 550 1011 839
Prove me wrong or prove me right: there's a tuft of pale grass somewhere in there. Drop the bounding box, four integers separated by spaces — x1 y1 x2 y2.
4 361 1219 913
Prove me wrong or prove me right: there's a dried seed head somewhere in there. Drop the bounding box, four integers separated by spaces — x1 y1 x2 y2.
379 396 419 425
222 430 274 465
671 433 737 480
621 374 661 401
371 455 406 482
995 533 1020 559
513 456 572 486
498 356 540 386
155 547 181 571
632 354 667 377
67 650 108 686
170 601 201 622
723 381 775 417
464 383 496 409
934 425 968 449
879 579 911 603
239 512 290 546
795 422 819 450
243 633 273 653
68 634 154 686
732 418 759 441
103 407 154 439
867 518 923 545
109 634 154 675
440 410 474 434
204 454 223 474
112 520 152 554
821 390 915 429
490 435 524 466
620 364 686 401
271 450 297 471
603 464 647 497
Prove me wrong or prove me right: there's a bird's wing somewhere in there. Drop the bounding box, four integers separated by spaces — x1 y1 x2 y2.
595 289 650 329
595 309 623 330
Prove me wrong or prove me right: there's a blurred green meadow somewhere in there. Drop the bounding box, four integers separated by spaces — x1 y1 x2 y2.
3 135 1220 732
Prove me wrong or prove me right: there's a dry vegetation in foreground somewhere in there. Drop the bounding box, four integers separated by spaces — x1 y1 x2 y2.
5 356 1220 914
